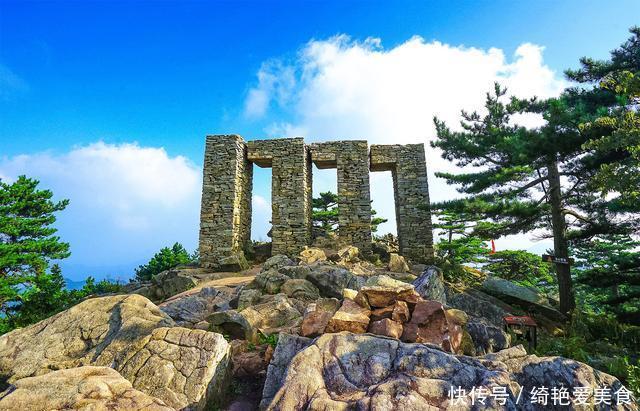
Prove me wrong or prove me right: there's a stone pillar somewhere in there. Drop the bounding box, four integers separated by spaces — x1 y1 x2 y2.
247 138 312 256
370 144 434 263
309 141 372 254
199 135 253 270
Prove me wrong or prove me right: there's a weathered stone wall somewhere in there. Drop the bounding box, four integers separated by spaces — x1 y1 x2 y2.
199 136 434 269
247 138 312 256
199 135 252 270
370 144 434 263
309 141 372 254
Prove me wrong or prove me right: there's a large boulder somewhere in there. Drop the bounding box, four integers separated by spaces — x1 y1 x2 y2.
280 278 320 301
0 366 172 411
152 268 199 300
359 275 420 308
481 276 566 321
262 254 295 271
0 295 231 410
412 265 446 304
466 318 511 355
487 346 636 410
305 264 365 298
260 334 312 410
240 294 303 335
159 286 234 327
447 287 512 327
300 298 341 337
299 247 327 264
400 300 457 352
264 333 637 410
119 327 231 410
388 253 410 273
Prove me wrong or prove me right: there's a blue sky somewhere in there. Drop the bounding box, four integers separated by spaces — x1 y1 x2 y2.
1 1 639 281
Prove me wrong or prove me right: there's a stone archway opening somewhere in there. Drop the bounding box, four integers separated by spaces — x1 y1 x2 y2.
198 135 434 271
310 164 339 243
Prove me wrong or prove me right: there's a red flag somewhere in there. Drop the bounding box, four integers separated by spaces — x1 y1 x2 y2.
490 239 496 254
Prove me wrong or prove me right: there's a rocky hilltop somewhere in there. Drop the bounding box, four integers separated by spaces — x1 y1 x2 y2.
0 246 636 410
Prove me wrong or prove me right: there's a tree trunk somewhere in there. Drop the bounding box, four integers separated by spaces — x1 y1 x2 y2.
547 156 575 315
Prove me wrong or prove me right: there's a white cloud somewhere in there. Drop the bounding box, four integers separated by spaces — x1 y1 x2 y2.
0 142 202 278
245 35 565 251
244 60 296 118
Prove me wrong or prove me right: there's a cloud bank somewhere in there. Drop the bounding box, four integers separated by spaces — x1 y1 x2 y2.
245 35 567 250
0 142 201 280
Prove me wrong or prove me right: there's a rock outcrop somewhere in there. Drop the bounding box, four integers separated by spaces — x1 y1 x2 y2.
0 294 231 410
159 286 234 327
413 265 446 304
481 276 566 321
260 334 312 410
0 366 173 411
264 333 637 410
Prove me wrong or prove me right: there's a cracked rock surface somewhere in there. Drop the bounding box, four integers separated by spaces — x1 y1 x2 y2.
0 294 231 410
265 332 637 411
0 366 172 411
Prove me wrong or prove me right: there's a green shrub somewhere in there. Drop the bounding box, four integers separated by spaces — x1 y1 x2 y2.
134 243 197 281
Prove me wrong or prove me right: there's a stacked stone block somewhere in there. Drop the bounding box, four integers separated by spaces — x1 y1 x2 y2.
309 141 372 254
199 135 252 270
247 138 312 256
370 144 434 263
199 135 434 270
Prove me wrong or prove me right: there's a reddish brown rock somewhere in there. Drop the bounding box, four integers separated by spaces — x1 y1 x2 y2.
354 291 370 310
360 275 419 308
368 318 403 339
233 350 268 377
301 310 333 337
391 301 410 323
301 298 341 337
448 323 463 354
401 300 455 352
326 299 370 333
370 305 394 322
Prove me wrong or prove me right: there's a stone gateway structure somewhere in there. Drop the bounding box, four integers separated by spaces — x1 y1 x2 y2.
199 135 434 270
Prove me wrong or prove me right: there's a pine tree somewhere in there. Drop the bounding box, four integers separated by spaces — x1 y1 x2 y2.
431 84 585 314
0 176 71 331
312 191 339 233
565 27 640 323
486 250 555 291
566 26 639 218
574 235 639 324
134 242 194 282
433 210 489 265
311 191 387 235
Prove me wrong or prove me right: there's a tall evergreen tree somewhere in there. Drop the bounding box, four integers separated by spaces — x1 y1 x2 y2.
574 235 639 324
0 176 71 328
564 27 640 323
431 84 585 314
